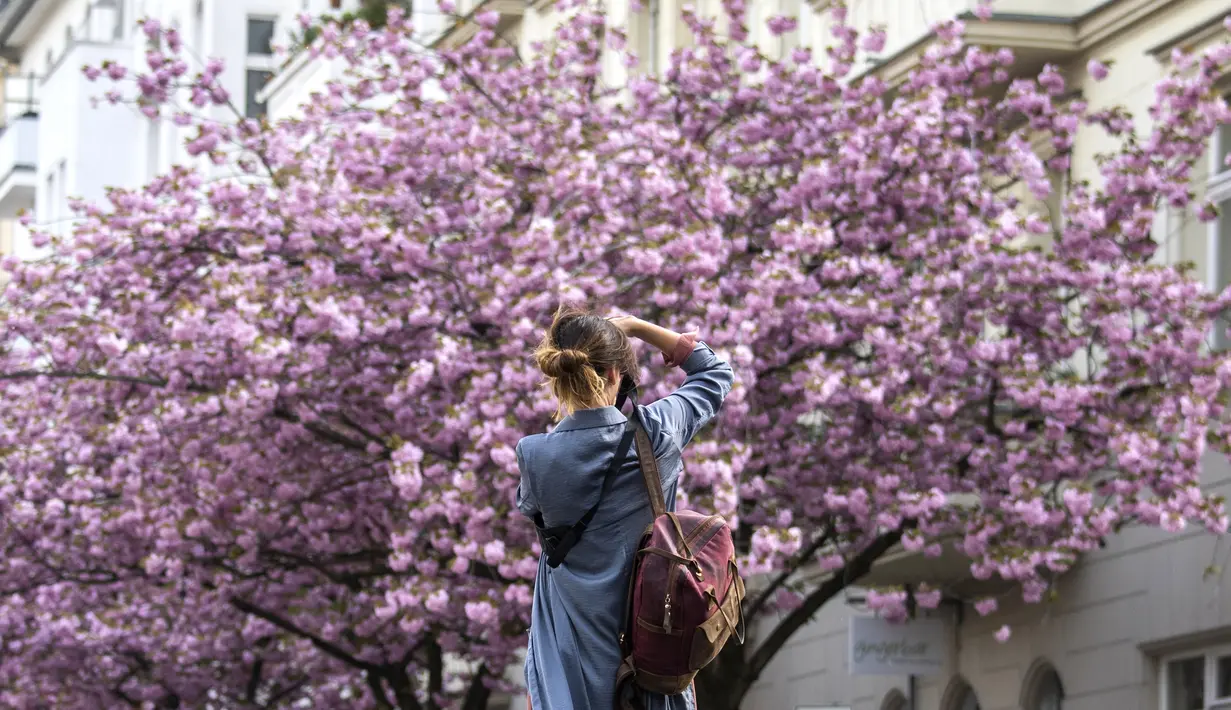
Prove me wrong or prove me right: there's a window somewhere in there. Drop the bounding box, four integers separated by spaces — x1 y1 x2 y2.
1208 99 1231 349
193 0 203 65
245 16 277 119
245 69 272 118
1023 664 1065 710
57 161 66 214
958 689 981 710
943 678 982 710
246 18 275 56
146 118 159 181
45 171 54 225
880 690 907 710
1161 647 1231 709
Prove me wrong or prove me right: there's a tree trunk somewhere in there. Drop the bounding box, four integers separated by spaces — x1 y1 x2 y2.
693 529 905 709
694 641 753 710
461 668 492 710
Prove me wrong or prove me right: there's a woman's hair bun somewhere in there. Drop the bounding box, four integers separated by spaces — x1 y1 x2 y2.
537 347 591 378
535 303 638 419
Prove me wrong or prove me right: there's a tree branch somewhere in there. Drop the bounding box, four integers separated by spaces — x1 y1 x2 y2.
367 676 396 710
744 528 906 688
743 526 832 623
461 666 492 710
426 640 444 710
229 597 380 674
0 370 168 387
272 405 377 453
245 656 264 703
383 664 421 710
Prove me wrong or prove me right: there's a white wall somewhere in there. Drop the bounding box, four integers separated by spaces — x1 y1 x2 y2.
20 0 95 82
264 0 446 121
0 0 306 254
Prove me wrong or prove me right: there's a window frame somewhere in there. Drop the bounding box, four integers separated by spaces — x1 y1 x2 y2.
245 16 277 58
244 68 274 119
1159 644 1231 709
879 690 908 710
1204 103 1231 294
244 15 277 120
1022 663 1065 710
1204 100 1231 351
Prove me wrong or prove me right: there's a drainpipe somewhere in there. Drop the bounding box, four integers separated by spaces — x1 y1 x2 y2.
904 586 918 710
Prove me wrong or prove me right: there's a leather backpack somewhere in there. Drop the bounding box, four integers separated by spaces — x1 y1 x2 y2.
614 405 745 708
529 381 745 709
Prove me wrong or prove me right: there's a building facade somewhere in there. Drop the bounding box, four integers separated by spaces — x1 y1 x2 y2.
391 1 1231 708
0 0 294 258
3 0 1230 707
739 4 1231 709
266 1 1231 707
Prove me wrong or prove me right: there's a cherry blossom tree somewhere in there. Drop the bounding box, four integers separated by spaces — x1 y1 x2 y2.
3 3 1231 709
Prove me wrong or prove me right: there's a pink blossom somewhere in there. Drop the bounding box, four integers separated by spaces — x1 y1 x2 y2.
767 16 797 36
862 29 887 54
464 601 498 626
483 540 507 564
9 3 1231 706
424 590 449 614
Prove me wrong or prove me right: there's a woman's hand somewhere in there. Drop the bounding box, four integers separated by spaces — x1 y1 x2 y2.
607 315 643 336
610 316 688 359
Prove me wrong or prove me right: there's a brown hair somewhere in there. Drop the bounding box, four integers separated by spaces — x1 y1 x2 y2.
535 305 637 418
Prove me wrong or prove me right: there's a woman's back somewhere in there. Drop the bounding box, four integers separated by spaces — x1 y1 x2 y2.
516 307 733 710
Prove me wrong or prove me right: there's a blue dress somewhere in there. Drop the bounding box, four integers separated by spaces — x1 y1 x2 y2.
516 344 734 710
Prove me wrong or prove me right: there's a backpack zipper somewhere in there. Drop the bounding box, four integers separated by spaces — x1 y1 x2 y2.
663 560 681 632
661 516 723 633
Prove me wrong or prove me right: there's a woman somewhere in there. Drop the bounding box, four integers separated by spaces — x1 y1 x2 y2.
516 306 734 710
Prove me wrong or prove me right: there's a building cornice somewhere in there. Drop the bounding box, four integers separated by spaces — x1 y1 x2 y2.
862 15 1082 88
1145 9 1230 60
858 0 1182 87
432 0 526 50
0 0 38 59
1074 0 1172 50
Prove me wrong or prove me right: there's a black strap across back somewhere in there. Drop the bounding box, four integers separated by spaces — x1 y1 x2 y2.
533 423 635 568
533 382 660 569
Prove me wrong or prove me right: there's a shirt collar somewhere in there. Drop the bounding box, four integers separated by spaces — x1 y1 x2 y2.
554 406 628 432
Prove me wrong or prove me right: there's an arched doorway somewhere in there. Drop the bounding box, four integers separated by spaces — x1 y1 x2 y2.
941 677 982 710
1021 660 1065 710
880 689 908 710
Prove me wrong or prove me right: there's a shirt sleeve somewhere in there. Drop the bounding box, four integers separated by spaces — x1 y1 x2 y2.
514 439 538 518
645 341 734 452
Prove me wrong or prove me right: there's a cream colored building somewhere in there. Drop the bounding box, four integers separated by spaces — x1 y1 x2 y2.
263 1 1231 708
736 2 1231 709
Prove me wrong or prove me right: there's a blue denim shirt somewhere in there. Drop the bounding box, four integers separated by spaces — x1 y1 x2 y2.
516 344 734 710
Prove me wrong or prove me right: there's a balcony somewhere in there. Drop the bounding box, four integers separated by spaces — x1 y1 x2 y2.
433 0 526 50
0 111 36 219
833 0 1134 86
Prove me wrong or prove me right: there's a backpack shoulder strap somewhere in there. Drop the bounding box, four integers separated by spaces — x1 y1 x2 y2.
629 406 665 518
541 422 635 568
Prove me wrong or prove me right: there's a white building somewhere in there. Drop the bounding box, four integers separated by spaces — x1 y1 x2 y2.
3 0 1231 707
0 0 289 256
267 1 1231 709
